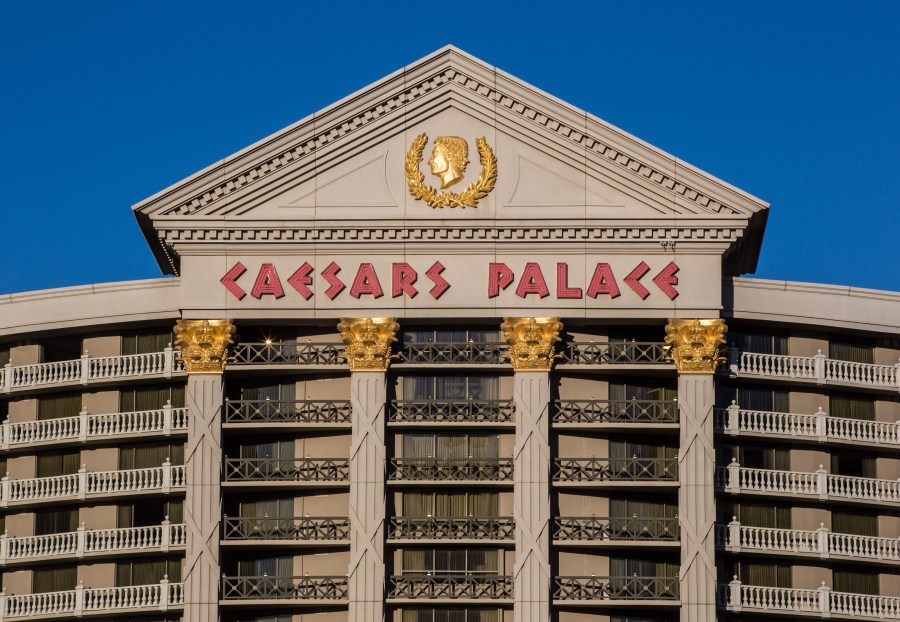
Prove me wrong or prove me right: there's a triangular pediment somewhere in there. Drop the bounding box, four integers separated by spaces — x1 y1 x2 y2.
134 46 769 275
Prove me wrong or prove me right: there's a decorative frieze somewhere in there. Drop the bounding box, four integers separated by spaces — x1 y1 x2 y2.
173 319 235 374
501 317 563 371
337 317 399 372
664 318 726 374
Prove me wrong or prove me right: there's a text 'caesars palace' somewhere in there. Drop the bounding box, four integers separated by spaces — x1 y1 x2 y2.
0 47 898 622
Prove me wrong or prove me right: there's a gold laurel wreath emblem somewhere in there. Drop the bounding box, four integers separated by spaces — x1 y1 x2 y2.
405 134 497 208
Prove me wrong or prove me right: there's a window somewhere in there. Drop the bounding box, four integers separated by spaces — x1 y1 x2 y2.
116 558 181 586
718 386 789 412
0 346 9 367
41 337 82 363
118 499 183 527
729 331 788 355
232 381 296 402
38 393 81 420
120 384 185 411
238 556 292 577
730 560 791 587
610 556 678 578
722 501 791 529
829 337 874 364
121 328 174 356
403 375 499 400
831 449 875 478
402 492 498 518
33 564 77 592
402 609 499 622
830 394 875 421
609 497 677 520
403 434 499 459
832 510 877 537
833 567 878 595
609 440 677 461
238 440 295 461
730 445 790 471
239 497 294 519
35 508 78 535
402 548 498 576
402 329 500 344
119 441 184 469
37 450 80 477
609 380 676 402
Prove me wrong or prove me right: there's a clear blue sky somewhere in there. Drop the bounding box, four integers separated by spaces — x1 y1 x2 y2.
2 1 898 294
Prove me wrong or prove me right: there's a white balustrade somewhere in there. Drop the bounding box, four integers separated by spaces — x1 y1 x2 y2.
0 578 184 620
730 348 900 392
1 347 182 393
0 462 185 508
727 579 900 620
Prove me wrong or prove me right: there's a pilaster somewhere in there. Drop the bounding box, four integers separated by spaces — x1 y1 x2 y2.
339 317 398 622
175 319 235 622
665 318 726 622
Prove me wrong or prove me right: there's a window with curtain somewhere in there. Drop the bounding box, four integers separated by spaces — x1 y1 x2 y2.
236 382 296 402
0 346 9 367
402 609 499 622
722 501 791 529
402 329 500 344
717 386 789 412
119 441 185 469
830 394 875 421
611 617 678 622
35 508 78 535
121 328 174 356
33 565 77 592
402 492 498 518
728 331 788 355
238 556 293 577
238 440 295 460
38 393 82 420
116 557 182 586
609 497 677 519
730 445 790 471
831 449 875 478
402 548 498 576
829 338 874 364
609 381 676 402
832 510 877 537
119 384 185 411
239 497 294 518
118 499 183 528
403 434 499 459
610 556 678 578
609 440 677 461
730 560 791 587
37 450 80 477
402 375 499 400
41 337 82 363
833 567 878 594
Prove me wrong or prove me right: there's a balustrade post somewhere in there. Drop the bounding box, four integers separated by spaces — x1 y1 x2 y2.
0 530 7 564
814 350 826 385
76 522 86 558
78 408 88 443
0 476 8 509
159 575 170 611
0 420 8 451
817 523 829 559
818 582 831 618
162 458 172 494
164 343 174 379
1 363 10 393
726 459 740 494
0 590 6 622
728 576 742 612
816 407 827 443
161 516 171 552
895 360 900 393
727 517 741 552
816 465 828 500
74 581 84 617
80 351 90 385
163 400 173 436
726 401 740 436
77 465 87 500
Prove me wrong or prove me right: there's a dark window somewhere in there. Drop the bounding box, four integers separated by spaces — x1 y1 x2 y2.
0 346 9 367
41 337 82 363
232 381 296 402
120 384 185 411
119 441 185 469
831 449 875 478
238 556 292 577
402 329 499 344
832 510 877 537
833 567 878 594
830 394 875 421
403 376 499 400
121 328 174 356
36 450 80 477
402 609 499 622
729 560 791 587
829 337 874 364
403 434 499 459
35 508 78 535
609 380 676 402
38 393 81 420
402 548 498 575
610 555 678 578
718 386 789 412
118 499 183 527
729 331 788 355
116 558 181 586
721 501 791 529
402 492 498 518
609 497 678 520
609 439 677 460
33 564 77 592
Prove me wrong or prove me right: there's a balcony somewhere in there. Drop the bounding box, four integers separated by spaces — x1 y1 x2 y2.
220 576 348 603
553 576 679 604
557 341 670 366
0 349 182 394
0 405 188 452
388 517 515 542
224 458 349 485
719 518 900 565
389 458 514 484
0 520 186 565
388 400 514 426
554 516 679 544
0 579 183 620
387 575 513 602
230 342 346 366
719 461 900 507
553 399 678 427
0 461 186 508
553 458 678 486
224 399 351 426
396 341 506 365
724 578 900 620
729 349 900 392
718 403 900 449
222 516 350 543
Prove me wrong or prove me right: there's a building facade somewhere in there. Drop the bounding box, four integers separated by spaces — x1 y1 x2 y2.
0 47 899 622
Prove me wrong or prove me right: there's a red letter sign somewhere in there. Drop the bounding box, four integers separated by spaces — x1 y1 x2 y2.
220 262 247 300
516 263 550 298
488 263 514 298
287 262 314 300
586 263 621 298
392 263 418 298
653 262 680 299
350 263 384 298
322 262 345 299
250 264 285 299
623 261 651 299
556 263 583 299
426 261 450 299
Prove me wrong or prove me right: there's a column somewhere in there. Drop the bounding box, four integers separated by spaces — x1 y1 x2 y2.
664 318 727 622
502 317 562 622
175 319 236 622
339 317 399 622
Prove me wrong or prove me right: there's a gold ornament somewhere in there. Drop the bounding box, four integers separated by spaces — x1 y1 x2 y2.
501 317 563 371
664 318 727 374
337 317 400 372
174 319 236 374
405 133 497 208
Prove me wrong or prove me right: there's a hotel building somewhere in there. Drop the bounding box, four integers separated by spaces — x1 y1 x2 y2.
0 47 898 622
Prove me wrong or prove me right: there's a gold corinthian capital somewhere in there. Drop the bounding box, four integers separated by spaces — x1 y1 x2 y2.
337 317 400 372
174 319 236 374
501 317 564 372
664 318 727 374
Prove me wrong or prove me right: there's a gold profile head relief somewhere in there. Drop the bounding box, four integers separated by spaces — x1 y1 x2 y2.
406 133 497 208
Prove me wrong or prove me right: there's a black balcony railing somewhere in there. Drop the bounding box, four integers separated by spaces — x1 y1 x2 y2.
389 575 514 600
222 516 351 541
224 458 349 482
397 341 506 365
554 576 679 601
559 342 669 365
225 399 352 424
389 517 515 540
231 342 346 365
553 399 678 424
221 575 348 600
554 516 679 541
390 458 514 482
553 457 678 482
389 400 514 424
